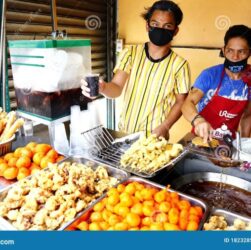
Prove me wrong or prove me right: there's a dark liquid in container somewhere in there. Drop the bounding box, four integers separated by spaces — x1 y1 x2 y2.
15 87 89 119
85 76 99 97
178 181 251 217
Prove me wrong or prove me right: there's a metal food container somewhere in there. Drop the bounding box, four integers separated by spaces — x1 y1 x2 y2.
203 208 251 230
64 176 209 231
0 157 129 230
82 126 188 178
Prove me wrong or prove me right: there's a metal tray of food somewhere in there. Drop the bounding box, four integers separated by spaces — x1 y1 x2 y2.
118 149 189 178
64 176 209 231
0 157 129 231
203 208 251 230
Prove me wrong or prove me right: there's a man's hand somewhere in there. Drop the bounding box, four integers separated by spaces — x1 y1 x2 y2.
152 124 170 140
81 78 106 99
194 117 213 143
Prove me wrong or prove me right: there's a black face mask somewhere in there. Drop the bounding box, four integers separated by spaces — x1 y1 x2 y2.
148 25 175 46
224 58 248 73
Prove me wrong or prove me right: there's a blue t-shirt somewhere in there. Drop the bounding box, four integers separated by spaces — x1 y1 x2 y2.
194 64 251 112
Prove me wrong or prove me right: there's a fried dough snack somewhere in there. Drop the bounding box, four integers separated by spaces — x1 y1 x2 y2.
192 136 220 148
120 134 183 173
0 162 119 230
0 109 24 142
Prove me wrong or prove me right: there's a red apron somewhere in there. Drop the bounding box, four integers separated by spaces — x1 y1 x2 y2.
193 69 249 139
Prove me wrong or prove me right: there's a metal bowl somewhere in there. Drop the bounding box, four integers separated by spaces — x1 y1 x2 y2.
171 172 251 192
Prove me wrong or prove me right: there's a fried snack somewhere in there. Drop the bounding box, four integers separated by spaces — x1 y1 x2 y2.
192 136 219 148
120 134 184 174
0 111 16 141
1 118 24 142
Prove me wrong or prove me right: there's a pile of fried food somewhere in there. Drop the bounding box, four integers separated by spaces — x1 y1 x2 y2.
191 136 220 148
0 161 119 230
0 108 24 143
120 134 183 174
203 215 251 230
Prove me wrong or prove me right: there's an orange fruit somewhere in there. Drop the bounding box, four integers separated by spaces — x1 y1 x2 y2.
89 222 101 231
140 188 153 201
164 223 181 231
186 221 199 231
34 144 52 154
99 221 109 230
114 222 128 231
107 194 120 206
180 209 189 220
107 187 119 197
159 201 171 213
126 213 141 227
13 147 23 158
40 157 55 169
149 223 164 231
30 164 41 175
143 200 155 207
134 182 145 191
93 202 105 212
0 163 8 176
124 183 136 195
17 168 30 180
108 214 120 226
130 203 143 216
26 142 37 152
117 184 126 193
129 227 140 231
33 152 46 166
168 208 179 225
0 158 6 164
154 212 168 223
77 221 89 231
56 155 65 163
117 206 130 218
194 206 203 218
4 153 14 162
46 149 59 160
19 148 33 158
189 207 200 216
142 205 154 217
178 200 191 211
179 217 188 230
7 157 18 168
16 156 31 168
141 217 152 226
90 212 103 222
154 190 166 203
3 167 18 180
120 193 133 207
188 214 200 223
102 209 112 222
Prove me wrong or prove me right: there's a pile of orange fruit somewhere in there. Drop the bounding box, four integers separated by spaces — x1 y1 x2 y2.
69 181 204 231
0 142 64 180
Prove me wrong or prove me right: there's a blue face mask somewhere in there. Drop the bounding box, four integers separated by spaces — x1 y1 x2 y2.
224 58 248 73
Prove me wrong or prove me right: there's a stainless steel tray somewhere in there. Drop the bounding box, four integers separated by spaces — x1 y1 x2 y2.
207 208 251 225
118 149 189 178
64 176 209 231
0 157 129 231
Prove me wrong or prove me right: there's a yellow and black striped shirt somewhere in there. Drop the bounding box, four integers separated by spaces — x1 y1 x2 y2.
114 43 190 136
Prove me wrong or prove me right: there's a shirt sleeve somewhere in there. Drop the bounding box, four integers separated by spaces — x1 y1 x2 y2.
113 47 132 74
174 61 191 94
193 68 213 94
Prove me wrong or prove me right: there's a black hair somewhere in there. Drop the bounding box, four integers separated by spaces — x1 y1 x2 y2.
141 0 183 26
224 25 251 47
219 25 251 57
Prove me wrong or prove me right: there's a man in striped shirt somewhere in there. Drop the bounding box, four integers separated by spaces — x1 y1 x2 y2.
82 0 190 139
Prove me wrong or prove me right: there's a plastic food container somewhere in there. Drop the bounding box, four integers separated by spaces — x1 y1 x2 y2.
8 39 91 120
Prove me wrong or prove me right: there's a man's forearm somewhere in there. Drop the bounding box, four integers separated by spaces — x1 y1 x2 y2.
101 82 123 98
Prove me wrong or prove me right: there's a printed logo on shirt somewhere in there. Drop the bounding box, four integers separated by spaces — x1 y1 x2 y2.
219 110 238 119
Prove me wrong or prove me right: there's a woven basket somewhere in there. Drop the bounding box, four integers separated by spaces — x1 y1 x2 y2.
0 135 15 156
